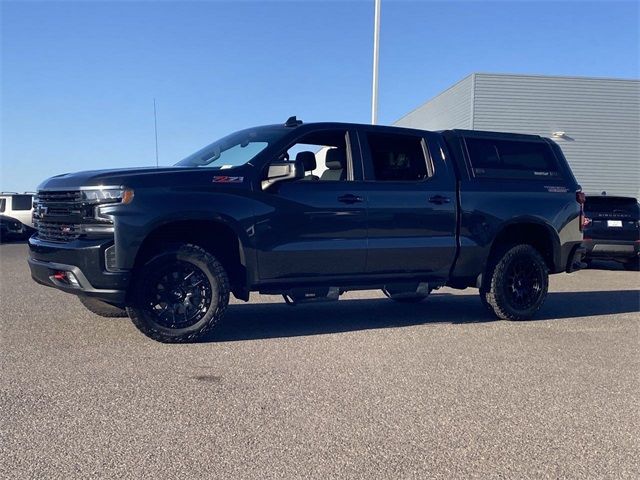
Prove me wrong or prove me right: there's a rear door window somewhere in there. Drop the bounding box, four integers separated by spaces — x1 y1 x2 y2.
365 133 432 181
465 137 560 180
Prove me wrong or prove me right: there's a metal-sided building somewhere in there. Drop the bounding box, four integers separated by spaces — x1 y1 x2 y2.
395 73 640 198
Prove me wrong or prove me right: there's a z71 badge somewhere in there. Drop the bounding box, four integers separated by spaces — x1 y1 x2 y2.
212 176 244 183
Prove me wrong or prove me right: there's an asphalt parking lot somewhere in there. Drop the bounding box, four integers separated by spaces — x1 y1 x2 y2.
1 242 638 479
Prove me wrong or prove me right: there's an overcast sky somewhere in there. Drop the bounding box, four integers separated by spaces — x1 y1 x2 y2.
2 0 638 192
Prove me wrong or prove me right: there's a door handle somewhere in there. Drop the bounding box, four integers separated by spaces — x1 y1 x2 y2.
428 195 451 205
338 194 364 204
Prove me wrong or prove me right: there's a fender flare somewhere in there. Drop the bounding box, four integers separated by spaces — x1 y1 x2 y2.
488 216 562 270
121 211 254 274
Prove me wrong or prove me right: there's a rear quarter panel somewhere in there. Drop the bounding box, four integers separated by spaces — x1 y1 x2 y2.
443 133 582 280
452 183 582 279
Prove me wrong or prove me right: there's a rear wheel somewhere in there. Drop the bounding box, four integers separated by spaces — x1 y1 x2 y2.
78 296 128 318
126 244 230 343
480 244 549 320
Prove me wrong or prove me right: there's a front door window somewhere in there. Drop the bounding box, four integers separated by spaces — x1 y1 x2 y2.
283 130 352 182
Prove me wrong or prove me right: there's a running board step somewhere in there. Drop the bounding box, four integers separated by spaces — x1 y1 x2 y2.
283 287 340 305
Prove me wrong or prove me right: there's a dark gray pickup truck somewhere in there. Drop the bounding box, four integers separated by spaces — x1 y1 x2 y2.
29 118 585 342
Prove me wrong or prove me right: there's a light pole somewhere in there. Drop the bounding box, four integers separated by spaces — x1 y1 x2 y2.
371 0 381 124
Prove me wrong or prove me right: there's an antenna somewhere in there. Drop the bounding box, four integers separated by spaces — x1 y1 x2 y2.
153 98 159 167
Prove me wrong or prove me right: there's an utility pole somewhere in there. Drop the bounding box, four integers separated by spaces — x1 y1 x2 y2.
153 98 159 167
371 0 381 124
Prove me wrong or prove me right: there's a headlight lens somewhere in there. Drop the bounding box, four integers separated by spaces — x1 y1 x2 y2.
81 187 134 204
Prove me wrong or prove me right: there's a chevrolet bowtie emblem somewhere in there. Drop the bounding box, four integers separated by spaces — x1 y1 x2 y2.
34 205 48 218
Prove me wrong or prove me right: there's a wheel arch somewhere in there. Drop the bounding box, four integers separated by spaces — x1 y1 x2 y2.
131 215 252 301
488 218 561 273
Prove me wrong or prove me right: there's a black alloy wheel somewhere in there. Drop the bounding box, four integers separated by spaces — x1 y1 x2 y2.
143 261 213 329
480 244 549 320
504 257 545 310
127 244 230 343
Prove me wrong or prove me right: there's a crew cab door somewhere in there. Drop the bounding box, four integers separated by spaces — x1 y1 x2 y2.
358 129 457 280
255 128 368 281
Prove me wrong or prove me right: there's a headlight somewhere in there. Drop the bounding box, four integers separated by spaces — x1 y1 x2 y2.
81 187 134 204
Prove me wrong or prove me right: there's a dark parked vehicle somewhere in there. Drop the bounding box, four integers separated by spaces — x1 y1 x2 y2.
583 196 639 270
28 118 585 342
0 214 27 241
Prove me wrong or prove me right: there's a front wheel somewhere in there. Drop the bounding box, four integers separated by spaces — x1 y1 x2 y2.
480 244 549 320
126 244 230 343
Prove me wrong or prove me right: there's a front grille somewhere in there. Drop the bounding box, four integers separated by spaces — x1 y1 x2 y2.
45 206 80 216
35 221 82 242
36 190 82 203
35 190 87 242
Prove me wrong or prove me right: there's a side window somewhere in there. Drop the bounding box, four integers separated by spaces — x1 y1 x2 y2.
466 138 560 179
284 130 350 182
366 133 430 181
0 198 5 213
11 195 33 211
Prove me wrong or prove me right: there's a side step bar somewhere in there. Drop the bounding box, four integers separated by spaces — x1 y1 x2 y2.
283 287 340 305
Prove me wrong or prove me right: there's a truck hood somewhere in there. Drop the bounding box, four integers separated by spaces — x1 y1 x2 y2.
37 166 251 190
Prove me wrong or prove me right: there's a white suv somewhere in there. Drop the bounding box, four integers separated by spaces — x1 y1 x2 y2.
0 193 35 233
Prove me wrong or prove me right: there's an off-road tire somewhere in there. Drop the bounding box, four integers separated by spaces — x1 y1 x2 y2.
480 244 549 320
126 244 230 343
78 296 128 318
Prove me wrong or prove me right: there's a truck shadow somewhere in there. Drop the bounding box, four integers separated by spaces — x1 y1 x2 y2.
207 290 640 343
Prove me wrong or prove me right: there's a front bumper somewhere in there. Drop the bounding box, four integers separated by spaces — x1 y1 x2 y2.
28 236 129 306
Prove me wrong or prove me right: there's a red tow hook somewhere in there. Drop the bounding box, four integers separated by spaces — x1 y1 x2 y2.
53 271 67 281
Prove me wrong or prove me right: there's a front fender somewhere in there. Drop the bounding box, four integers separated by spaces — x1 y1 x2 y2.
110 187 259 272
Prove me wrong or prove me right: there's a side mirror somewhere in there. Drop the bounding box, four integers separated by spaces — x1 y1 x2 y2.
261 160 303 190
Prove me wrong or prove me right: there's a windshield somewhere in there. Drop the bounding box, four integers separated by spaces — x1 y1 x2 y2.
175 128 285 168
